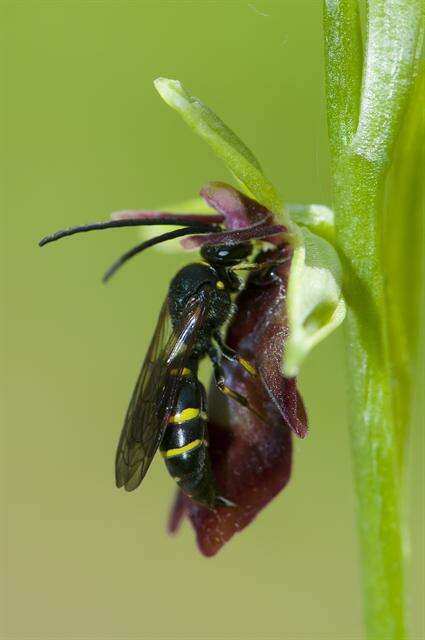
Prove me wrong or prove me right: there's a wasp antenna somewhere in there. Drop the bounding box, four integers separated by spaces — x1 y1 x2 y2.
39 216 222 248
102 226 214 283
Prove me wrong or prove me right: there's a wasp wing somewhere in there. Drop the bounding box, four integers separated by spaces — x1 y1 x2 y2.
115 287 213 491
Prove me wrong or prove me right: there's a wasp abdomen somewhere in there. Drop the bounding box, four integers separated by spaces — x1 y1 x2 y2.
160 374 218 507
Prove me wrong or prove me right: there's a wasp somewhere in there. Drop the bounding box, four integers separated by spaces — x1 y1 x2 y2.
39 207 285 508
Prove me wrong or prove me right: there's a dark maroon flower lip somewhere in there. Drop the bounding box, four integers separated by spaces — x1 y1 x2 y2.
167 183 308 556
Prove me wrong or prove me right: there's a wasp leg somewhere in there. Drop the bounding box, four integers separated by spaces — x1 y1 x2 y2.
230 256 290 273
207 344 265 423
212 332 258 378
229 262 263 272
231 256 291 288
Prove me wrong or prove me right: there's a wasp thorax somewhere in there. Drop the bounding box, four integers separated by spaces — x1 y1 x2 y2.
200 242 251 266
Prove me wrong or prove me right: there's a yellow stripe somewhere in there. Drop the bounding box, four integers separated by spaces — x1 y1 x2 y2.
238 357 257 376
168 407 200 424
216 280 225 290
169 367 191 376
162 439 204 458
223 386 242 401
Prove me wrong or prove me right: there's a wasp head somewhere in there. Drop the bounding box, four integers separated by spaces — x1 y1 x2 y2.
200 241 252 266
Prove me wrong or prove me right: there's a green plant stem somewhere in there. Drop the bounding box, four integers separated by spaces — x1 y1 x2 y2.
323 1 423 638
323 0 362 159
384 67 425 464
334 156 405 638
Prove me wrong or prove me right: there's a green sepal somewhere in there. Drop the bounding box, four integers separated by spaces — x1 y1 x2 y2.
154 78 288 223
287 203 335 244
283 225 346 377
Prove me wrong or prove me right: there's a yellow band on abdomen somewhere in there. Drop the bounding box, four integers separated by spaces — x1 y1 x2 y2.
168 407 200 424
169 367 191 376
162 438 205 458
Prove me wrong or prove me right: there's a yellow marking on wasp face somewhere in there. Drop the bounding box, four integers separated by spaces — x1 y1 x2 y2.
162 439 205 458
200 410 207 420
169 367 191 376
238 357 257 377
216 280 225 290
168 407 200 424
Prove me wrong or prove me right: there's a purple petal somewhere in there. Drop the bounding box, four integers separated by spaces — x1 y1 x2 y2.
168 491 186 535
200 182 272 229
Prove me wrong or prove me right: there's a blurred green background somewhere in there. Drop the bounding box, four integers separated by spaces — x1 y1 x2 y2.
1 1 423 639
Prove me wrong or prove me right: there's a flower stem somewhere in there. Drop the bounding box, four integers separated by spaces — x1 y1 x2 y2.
323 1 424 637
334 155 405 639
